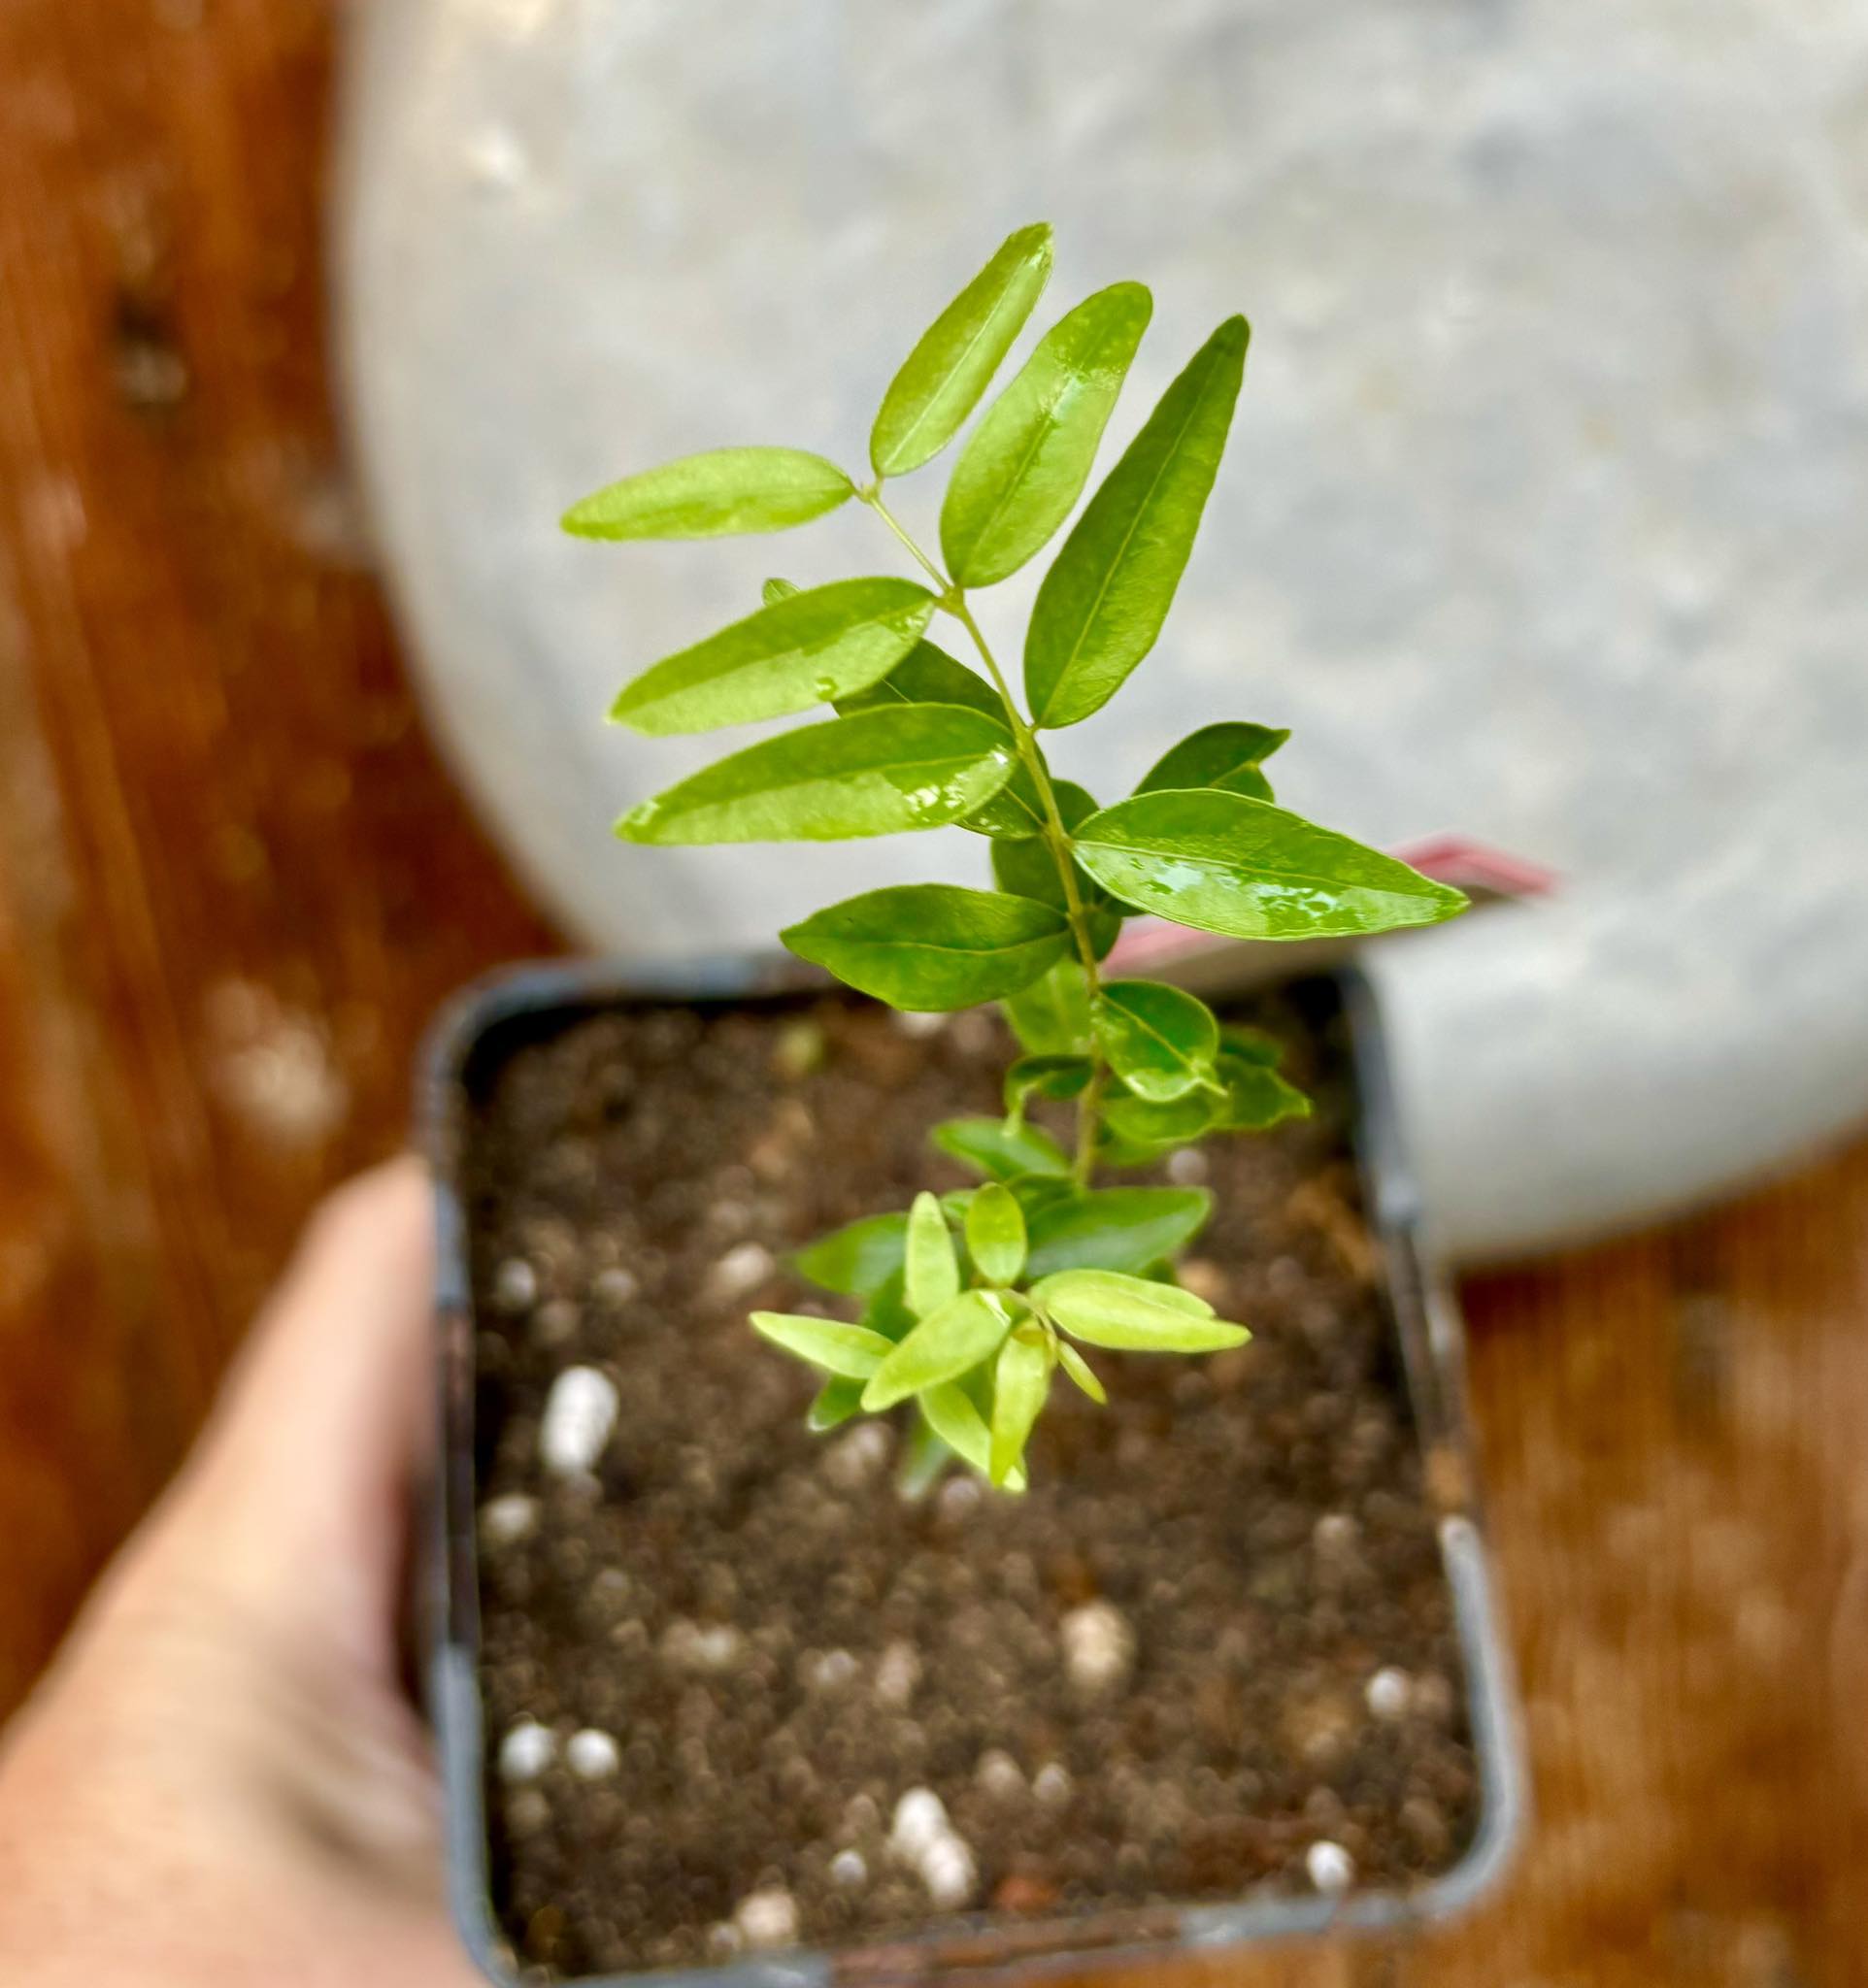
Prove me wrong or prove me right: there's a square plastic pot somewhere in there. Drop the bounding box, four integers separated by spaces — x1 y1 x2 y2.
417 954 1526 1988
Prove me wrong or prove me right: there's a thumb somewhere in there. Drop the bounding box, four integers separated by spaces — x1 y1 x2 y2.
124 1159 437 1677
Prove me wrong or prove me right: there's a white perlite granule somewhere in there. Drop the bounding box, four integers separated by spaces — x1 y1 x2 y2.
1365 1666 1412 1720
538 1365 618 1475
733 1887 798 1948
497 1720 555 1782
565 1728 620 1780
1060 1600 1135 1696
1306 1840 1355 1893
478 1493 539 1546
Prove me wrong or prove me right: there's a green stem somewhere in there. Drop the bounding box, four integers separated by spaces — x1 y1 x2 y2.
859 486 1108 1186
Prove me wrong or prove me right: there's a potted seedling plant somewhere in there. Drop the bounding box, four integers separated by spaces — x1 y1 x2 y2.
424 224 1522 1986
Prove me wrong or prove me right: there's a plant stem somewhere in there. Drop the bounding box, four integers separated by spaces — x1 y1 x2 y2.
860 486 1108 1185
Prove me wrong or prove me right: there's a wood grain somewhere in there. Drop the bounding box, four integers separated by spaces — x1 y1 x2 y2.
1 6 1865 1984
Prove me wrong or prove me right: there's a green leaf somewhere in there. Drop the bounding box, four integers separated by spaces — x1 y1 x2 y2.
941 282 1153 587
761 576 801 606
1030 1269 1249 1352
862 1290 1015 1409
870 224 1055 478
1221 1023 1284 1065
808 1376 865 1431
751 1311 900 1378
1094 979 1222 1103
1054 1338 1108 1404
1001 958 1093 1055
1004 1054 1093 1123
965 1183 1028 1286
1137 721 1289 803
1216 1044 1312 1130
932 1115 1071 1182
563 447 853 541
919 1380 1026 1491
1100 1086 1220 1156
793 1212 909 1297
833 635 1000 719
1023 1186 1214 1278
783 885 1071 1011
989 1330 1052 1485
617 706 1017 845
1074 789 1471 939
905 1191 961 1318
1023 315 1250 728
896 1409 953 1499
610 577 936 735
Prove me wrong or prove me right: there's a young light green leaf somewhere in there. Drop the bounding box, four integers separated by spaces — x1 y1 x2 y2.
1023 1186 1214 1278
905 1191 961 1318
932 1115 1071 1182
761 576 801 606
1136 721 1290 802
563 447 853 541
965 1183 1028 1286
808 1376 865 1431
1073 789 1471 938
870 224 1054 479
1216 1044 1312 1130
617 706 1016 845
989 1330 1052 1485
1054 1337 1108 1404
941 282 1153 587
1094 979 1222 1103
1031 1269 1249 1351
919 1381 1026 1491
792 1211 909 1297
1001 958 1093 1055
611 578 935 735
1004 1054 1093 1123
1023 316 1249 728
783 885 1071 1010
751 1311 900 1377
861 1290 1015 1409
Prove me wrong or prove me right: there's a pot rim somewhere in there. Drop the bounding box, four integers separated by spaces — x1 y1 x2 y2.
417 952 1526 1988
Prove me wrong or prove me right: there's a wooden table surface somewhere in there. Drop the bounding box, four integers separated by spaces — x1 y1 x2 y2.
2 7 1864 1983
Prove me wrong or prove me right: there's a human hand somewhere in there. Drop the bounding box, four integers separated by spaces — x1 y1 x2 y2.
0 1160 478 1987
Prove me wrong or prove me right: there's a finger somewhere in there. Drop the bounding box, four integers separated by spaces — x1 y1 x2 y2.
135 1158 437 1675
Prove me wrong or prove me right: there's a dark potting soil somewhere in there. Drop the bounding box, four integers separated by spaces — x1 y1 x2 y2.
462 978 1480 1981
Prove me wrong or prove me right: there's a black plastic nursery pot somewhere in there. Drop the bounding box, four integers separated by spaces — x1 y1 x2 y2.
418 953 1524 1988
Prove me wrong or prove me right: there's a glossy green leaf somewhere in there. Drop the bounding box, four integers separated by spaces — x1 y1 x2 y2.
1216 1044 1312 1130
783 885 1071 1011
1030 1270 1248 1352
1004 1054 1093 1123
989 1330 1052 1485
1054 1337 1107 1404
751 1311 900 1378
965 1183 1028 1286
807 1376 864 1431
563 447 853 541
1001 958 1093 1055
932 1115 1071 1182
870 224 1054 478
833 635 1000 719
1136 721 1290 803
1074 789 1470 939
1023 316 1249 728
1023 1186 1214 1278
1094 979 1222 1103
1100 1086 1220 1155
761 576 801 606
793 1212 909 1298
905 1191 961 1318
861 1289 1015 1409
941 282 1153 587
611 578 935 735
618 706 1016 845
